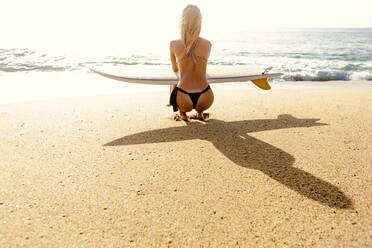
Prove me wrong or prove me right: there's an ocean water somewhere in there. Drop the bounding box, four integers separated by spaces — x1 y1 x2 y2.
1 28 371 81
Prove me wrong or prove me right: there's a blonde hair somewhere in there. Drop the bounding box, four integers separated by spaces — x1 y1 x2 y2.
180 5 202 57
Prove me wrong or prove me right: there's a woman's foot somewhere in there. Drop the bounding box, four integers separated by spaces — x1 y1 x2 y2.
190 112 210 121
179 111 189 121
170 112 189 121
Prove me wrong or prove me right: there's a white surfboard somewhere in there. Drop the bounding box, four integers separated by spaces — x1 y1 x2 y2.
90 65 282 90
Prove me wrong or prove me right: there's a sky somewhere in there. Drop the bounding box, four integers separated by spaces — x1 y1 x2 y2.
1 0 371 45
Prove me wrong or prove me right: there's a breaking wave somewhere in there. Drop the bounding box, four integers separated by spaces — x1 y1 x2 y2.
1 28 371 81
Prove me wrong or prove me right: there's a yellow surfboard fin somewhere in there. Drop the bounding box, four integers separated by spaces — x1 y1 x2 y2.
251 77 271 90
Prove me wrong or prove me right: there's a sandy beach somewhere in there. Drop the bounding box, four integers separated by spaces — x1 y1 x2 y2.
0 82 371 247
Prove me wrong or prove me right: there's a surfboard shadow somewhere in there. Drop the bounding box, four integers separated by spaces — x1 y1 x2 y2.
104 114 353 209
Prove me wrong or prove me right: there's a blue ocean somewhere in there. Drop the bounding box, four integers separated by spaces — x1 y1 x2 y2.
1 28 371 81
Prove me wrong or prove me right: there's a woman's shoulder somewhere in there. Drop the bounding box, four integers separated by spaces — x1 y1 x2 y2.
198 37 212 48
170 38 211 53
170 39 182 46
170 38 211 46
169 40 183 52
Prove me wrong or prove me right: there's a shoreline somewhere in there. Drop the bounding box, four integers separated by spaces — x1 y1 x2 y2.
0 73 371 105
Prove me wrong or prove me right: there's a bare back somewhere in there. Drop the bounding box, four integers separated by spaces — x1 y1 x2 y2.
170 37 212 91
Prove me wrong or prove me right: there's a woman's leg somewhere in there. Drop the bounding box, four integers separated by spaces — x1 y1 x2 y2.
195 89 214 120
176 91 193 121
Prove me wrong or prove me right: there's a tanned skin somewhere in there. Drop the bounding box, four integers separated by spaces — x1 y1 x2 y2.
169 37 214 121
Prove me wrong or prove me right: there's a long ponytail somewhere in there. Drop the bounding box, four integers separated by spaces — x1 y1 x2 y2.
179 5 202 68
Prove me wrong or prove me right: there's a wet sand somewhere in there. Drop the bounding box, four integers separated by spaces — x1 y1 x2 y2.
0 83 371 247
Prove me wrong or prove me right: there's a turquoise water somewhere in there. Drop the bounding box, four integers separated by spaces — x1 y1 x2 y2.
1 28 371 81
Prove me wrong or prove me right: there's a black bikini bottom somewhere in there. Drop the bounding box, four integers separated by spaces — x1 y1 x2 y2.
169 85 211 112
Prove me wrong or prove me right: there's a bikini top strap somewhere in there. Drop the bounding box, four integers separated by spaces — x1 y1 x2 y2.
176 38 207 64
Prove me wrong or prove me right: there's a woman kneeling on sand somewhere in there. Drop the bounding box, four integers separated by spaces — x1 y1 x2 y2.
169 5 214 121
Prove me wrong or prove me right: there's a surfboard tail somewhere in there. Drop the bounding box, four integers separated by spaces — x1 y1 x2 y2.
251 78 271 90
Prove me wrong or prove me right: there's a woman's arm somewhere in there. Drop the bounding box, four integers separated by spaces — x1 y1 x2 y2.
170 41 178 73
169 41 178 95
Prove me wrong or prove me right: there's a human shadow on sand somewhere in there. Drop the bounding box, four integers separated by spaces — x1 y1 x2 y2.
104 114 353 209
